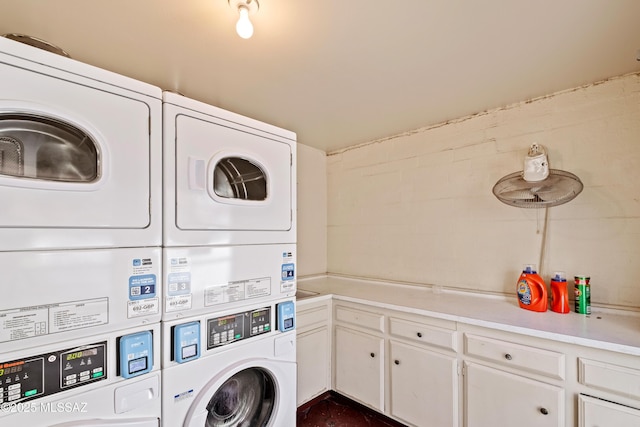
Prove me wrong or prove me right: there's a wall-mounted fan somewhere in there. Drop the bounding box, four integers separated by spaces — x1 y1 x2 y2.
492 144 583 208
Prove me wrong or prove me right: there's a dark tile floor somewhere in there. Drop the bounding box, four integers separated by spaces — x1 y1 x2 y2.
297 392 407 427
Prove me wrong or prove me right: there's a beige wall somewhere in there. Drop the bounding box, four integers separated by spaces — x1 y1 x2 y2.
326 73 640 310
297 143 327 277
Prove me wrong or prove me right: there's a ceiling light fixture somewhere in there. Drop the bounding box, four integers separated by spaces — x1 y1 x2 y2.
229 0 259 39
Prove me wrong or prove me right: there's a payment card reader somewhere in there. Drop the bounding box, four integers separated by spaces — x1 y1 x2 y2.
174 321 200 363
119 331 153 379
277 301 295 332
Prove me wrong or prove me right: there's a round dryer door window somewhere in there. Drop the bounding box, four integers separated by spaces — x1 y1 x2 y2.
205 368 275 427
213 157 267 201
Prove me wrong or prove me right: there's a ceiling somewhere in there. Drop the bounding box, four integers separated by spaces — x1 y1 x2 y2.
2 1 640 153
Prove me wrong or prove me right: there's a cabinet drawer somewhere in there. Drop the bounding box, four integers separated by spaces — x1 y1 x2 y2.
579 358 640 401
464 333 565 380
297 305 329 330
389 317 457 352
335 306 384 333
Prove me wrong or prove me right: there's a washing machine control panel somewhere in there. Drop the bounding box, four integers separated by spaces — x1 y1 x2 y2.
0 342 106 405
207 306 271 349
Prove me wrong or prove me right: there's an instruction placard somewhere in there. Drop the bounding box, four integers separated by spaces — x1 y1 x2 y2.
0 298 109 343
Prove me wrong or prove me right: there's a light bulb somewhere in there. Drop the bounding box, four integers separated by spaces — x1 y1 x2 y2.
236 5 254 39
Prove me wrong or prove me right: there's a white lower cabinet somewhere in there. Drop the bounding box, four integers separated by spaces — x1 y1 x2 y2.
296 298 331 406
334 325 384 411
297 327 330 405
578 394 640 426
464 362 563 427
389 340 458 426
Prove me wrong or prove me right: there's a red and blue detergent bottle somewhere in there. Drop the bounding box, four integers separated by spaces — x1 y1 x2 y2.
516 264 548 312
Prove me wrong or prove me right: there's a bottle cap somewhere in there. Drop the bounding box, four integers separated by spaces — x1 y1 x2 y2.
523 264 537 274
552 271 566 282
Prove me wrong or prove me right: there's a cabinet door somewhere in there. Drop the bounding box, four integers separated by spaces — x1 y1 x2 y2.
390 340 458 427
334 326 384 411
464 362 563 427
579 394 640 427
297 326 330 406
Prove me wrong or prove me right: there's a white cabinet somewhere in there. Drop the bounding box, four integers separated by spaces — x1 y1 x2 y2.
577 351 640 427
464 362 563 427
462 331 565 427
389 340 458 426
334 325 384 411
296 298 331 406
579 394 640 427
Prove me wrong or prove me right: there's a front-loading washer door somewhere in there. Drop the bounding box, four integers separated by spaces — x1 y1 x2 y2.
203 368 275 426
174 114 292 232
185 360 296 427
0 58 153 230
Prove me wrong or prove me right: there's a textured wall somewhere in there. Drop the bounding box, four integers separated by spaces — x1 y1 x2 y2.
297 143 328 277
327 73 640 309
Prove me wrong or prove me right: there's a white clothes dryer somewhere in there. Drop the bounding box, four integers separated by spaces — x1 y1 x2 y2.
0 323 161 426
162 91 296 247
0 36 162 251
0 247 161 354
162 244 295 321
161 299 296 427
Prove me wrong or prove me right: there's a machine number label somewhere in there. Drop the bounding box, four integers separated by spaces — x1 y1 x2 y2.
0 298 108 343
129 274 157 300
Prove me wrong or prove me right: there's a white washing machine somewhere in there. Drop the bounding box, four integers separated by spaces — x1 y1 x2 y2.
161 299 296 427
0 36 162 251
0 323 161 426
0 247 161 355
162 244 295 321
162 91 296 247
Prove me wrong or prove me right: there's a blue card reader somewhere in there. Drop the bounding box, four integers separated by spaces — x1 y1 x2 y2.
174 321 201 363
119 331 153 379
277 301 295 332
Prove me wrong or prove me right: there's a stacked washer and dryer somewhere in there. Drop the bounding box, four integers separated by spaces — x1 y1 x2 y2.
160 92 298 427
0 35 298 427
0 37 163 426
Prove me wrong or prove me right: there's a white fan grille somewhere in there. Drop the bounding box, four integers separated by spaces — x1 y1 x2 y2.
492 169 583 208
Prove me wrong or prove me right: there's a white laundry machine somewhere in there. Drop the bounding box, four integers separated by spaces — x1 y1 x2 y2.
0 323 161 426
162 91 296 247
0 35 162 251
0 247 161 355
162 244 295 321
161 298 296 427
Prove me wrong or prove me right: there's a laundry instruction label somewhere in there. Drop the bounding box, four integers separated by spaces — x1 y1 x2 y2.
0 298 108 343
204 277 271 307
281 252 295 293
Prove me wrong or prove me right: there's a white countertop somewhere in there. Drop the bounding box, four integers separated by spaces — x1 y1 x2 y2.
297 275 640 356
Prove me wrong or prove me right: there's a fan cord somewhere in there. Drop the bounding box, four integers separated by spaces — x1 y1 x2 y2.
538 207 550 278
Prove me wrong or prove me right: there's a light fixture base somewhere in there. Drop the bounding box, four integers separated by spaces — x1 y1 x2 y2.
228 0 259 14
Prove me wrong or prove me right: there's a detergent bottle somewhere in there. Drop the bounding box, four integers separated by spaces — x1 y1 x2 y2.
516 264 548 312
550 271 570 314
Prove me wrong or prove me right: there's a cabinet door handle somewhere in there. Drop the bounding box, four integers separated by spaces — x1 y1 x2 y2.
504 353 513 360
416 332 423 338
539 407 549 415
370 352 375 358
394 359 400 365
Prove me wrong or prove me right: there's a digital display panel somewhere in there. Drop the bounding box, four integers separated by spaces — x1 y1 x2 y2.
128 357 147 374
182 344 197 360
66 348 99 361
